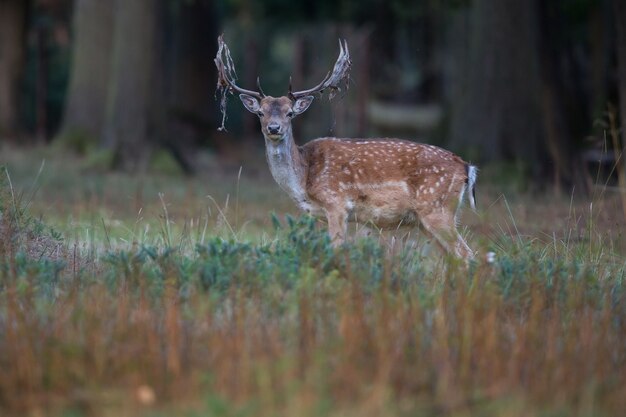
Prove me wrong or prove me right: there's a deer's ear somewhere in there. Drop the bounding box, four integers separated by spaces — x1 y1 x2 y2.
240 94 261 113
293 95 314 115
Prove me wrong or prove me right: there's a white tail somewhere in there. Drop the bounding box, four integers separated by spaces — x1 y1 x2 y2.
466 164 478 211
215 36 477 260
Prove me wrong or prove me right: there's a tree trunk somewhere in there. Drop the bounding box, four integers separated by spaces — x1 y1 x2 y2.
449 0 545 178
158 0 218 174
59 0 114 142
103 0 157 172
34 22 49 143
536 0 574 191
0 0 26 136
615 0 626 156
589 1 612 120
165 0 217 123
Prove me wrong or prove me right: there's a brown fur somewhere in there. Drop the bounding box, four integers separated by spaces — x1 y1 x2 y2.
301 138 473 258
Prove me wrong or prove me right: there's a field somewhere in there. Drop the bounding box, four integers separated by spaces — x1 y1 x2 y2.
1 144 626 417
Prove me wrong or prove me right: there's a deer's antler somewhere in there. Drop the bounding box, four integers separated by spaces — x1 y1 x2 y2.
214 35 264 130
289 39 351 101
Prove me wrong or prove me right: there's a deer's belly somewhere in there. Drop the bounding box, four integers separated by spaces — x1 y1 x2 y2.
350 187 417 228
351 204 418 228
300 183 418 228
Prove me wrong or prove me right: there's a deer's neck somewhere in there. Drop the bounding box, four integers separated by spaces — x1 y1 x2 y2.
264 130 308 206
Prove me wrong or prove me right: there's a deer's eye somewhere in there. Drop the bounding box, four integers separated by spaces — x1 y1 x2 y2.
287 111 294 118
257 111 264 117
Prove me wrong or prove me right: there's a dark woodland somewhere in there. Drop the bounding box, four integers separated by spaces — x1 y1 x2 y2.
0 0 623 190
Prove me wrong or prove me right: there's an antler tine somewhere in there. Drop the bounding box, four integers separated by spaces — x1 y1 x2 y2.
291 38 352 100
288 76 294 100
256 77 266 98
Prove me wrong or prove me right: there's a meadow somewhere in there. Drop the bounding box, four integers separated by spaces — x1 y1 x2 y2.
1 144 625 417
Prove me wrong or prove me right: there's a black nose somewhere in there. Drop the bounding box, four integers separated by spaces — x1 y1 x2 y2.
268 123 281 135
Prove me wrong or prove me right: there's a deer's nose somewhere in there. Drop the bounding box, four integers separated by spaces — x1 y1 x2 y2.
268 123 281 135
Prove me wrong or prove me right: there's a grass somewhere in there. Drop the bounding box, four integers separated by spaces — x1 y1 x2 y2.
1 144 626 417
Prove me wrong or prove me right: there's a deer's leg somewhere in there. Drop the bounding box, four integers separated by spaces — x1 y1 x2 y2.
325 207 348 246
419 210 474 260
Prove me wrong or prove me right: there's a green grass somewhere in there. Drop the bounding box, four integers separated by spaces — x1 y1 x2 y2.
1 144 626 417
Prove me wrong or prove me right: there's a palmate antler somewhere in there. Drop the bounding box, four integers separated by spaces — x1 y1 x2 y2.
289 39 351 101
215 35 352 130
214 35 265 131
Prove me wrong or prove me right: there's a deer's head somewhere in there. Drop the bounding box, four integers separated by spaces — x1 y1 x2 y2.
239 95 313 142
215 35 351 143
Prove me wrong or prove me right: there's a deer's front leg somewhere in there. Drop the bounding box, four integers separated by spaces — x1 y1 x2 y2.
324 207 348 247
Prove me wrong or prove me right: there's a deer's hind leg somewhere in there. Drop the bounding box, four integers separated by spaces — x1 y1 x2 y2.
418 209 474 261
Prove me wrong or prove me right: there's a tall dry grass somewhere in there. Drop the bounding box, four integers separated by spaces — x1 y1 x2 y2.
0 213 625 416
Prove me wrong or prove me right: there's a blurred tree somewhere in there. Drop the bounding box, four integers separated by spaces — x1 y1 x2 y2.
0 0 27 136
9 0 71 141
58 0 114 143
158 0 218 173
589 0 613 121
103 0 158 172
449 0 546 179
536 0 576 189
615 0 626 154
60 0 217 172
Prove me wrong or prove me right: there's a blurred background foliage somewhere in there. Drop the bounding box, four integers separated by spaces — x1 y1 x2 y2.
0 0 625 191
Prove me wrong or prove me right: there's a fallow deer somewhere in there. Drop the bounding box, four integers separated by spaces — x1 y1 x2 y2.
215 35 477 260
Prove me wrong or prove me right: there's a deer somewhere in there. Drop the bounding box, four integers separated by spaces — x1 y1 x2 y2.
214 35 478 261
